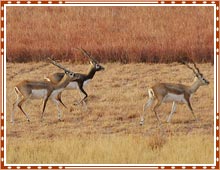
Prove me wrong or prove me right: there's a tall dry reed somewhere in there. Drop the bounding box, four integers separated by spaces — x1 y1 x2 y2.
6 6 214 63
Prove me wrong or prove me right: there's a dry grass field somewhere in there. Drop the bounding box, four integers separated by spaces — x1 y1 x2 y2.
6 6 214 63
6 62 214 164
5 4 215 165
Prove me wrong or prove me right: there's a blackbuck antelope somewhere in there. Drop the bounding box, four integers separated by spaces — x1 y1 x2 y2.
45 48 105 106
11 58 80 123
140 62 209 125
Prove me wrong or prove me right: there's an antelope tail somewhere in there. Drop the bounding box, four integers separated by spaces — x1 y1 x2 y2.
148 88 155 98
44 76 51 82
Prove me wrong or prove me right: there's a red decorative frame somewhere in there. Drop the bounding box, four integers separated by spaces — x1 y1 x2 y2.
0 0 219 169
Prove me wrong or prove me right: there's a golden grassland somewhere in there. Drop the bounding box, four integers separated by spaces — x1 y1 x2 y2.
6 62 214 164
6 6 214 63
7 135 213 164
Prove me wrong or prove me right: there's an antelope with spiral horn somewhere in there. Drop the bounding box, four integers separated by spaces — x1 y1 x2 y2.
140 61 209 125
45 48 105 106
11 58 80 123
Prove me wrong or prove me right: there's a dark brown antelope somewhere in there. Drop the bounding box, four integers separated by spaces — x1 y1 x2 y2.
45 48 105 106
140 61 209 125
11 58 80 123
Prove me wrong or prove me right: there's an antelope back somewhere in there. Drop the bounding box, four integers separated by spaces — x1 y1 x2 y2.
46 73 65 84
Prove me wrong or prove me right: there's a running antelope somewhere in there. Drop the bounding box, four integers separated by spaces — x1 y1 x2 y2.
11 58 80 123
45 48 105 106
140 62 209 125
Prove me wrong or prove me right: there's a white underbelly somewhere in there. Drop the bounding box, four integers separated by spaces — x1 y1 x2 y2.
31 89 64 99
164 93 187 103
50 88 64 98
66 80 91 89
66 82 79 89
83 79 90 86
31 89 48 99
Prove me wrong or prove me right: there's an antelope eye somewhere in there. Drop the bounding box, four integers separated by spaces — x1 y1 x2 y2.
202 77 206 81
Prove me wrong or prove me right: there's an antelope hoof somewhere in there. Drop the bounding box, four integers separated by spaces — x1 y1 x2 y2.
194 118 199 122
73 101 80 106
58 117 62 121
158 121 162 126
139 121 144 126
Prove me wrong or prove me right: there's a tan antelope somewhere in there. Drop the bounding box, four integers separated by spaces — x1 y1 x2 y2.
45 48 105 106
11 58 80 123
140 62 209 125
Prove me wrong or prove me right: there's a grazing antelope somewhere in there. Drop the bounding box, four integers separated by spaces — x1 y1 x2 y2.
45 48 105 106
140 62 209 125
11 58 80 123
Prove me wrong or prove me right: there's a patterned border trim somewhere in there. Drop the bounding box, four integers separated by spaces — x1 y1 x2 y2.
0 0 219 169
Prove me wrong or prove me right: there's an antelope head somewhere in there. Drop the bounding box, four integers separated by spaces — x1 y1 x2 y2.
183 61 209 86
76 48 105 71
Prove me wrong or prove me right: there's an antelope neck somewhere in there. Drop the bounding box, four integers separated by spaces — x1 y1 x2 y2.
54 74 71 89
85 67 97 80
189 80 201 94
